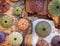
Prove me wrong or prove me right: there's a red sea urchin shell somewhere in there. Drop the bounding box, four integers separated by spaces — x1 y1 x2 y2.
30 0 44 13
36 39 49 46
0 2 10 12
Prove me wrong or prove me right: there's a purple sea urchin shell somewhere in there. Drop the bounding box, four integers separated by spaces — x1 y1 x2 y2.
51 35 60 46
0 32 6 43
30 0 44 13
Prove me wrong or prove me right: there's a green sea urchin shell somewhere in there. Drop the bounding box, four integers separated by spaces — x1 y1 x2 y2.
0 16 13 28
35 21 51 37
9 32 23 46
48 0 60 16
13 6 22 15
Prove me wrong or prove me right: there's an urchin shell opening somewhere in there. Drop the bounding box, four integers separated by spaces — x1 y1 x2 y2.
56 6 59 9
22 23 24 25
58 41 60 44
16 9 18 11
2 4 6 7
42 28 46 31
5 20 7 23
14 38 17 40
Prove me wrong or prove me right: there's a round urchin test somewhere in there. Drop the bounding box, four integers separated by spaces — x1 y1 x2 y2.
35 21 51 37
0 16 13 28
48 0 60 16
9 32 23 46
13 6 22 15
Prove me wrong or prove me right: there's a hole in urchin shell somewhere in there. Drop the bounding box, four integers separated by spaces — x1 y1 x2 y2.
2 4 5 7
22 23 24 25
5 20 7 23
16 9 18 11
57 41 60 46
56 6 59 9
14 38 17 40
43 28 46 31
58 41 60 44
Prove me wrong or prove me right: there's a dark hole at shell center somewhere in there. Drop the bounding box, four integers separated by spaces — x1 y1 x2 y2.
2 4 5 7
16 9 18 11
56 6 59 9
58 41 60 44
14 38 17 40
5 20 7 23
43 28 46 31
57 41 60 46
22 23 24 25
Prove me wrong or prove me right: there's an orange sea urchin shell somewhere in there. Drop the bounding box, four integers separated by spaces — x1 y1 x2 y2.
17 18 29 31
